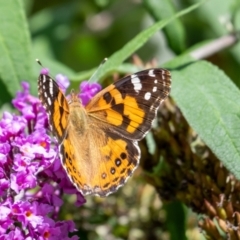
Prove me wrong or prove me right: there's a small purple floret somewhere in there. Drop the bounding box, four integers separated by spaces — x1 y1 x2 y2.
40 68 49 75
55 74 70 93
79 81 102 106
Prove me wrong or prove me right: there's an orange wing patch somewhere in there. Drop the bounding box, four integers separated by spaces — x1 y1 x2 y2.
100 94 145 133
86 85 145 137
53 97 69 139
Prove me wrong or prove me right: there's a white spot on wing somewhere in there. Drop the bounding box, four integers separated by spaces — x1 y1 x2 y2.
47 97 52 106
153 86 157 92
131 75 142 91
148 69 156 77
144 92 151 100
154 79 158 84
49 81 53 95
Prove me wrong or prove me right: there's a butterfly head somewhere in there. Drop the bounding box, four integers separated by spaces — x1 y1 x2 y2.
68 90 80 104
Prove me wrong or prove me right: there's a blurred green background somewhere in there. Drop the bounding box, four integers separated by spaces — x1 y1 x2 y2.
29 0 171 72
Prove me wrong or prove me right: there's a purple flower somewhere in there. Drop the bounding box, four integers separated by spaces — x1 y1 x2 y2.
12 201 44 228
55 74 70 93
1 227 25 239
79 81 102 106
0 78 89 239
0 112 27 141
40 68 49 75
0 142 10 165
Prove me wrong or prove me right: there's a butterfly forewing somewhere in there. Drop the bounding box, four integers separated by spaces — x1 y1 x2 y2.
38 74 69 142
86 68 171 141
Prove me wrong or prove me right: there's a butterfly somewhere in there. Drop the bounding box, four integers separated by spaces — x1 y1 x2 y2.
38 68 171 197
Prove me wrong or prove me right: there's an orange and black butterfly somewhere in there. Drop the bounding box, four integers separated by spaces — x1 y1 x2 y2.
38 68 171 197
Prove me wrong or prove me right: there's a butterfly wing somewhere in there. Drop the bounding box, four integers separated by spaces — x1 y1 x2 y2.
60 117 140 197
38 74 69 142
86 68 171 141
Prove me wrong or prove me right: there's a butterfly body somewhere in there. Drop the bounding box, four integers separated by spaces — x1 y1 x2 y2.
38 68 171 197
68 100 88 135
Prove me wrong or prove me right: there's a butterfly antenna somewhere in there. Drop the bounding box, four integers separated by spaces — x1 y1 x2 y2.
88 58 108 83
36 59 68 92
36 58 45 69
36 58 55 77
36 59 49 74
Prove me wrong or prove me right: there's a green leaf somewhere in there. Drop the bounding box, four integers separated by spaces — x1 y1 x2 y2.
171 61 240 178
73 0 205 83
143 0 186 54
0 0 33 98
164 201 187 240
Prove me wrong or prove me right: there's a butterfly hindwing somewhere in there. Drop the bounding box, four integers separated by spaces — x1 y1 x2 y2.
59 117 140 197
86 68 171 141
